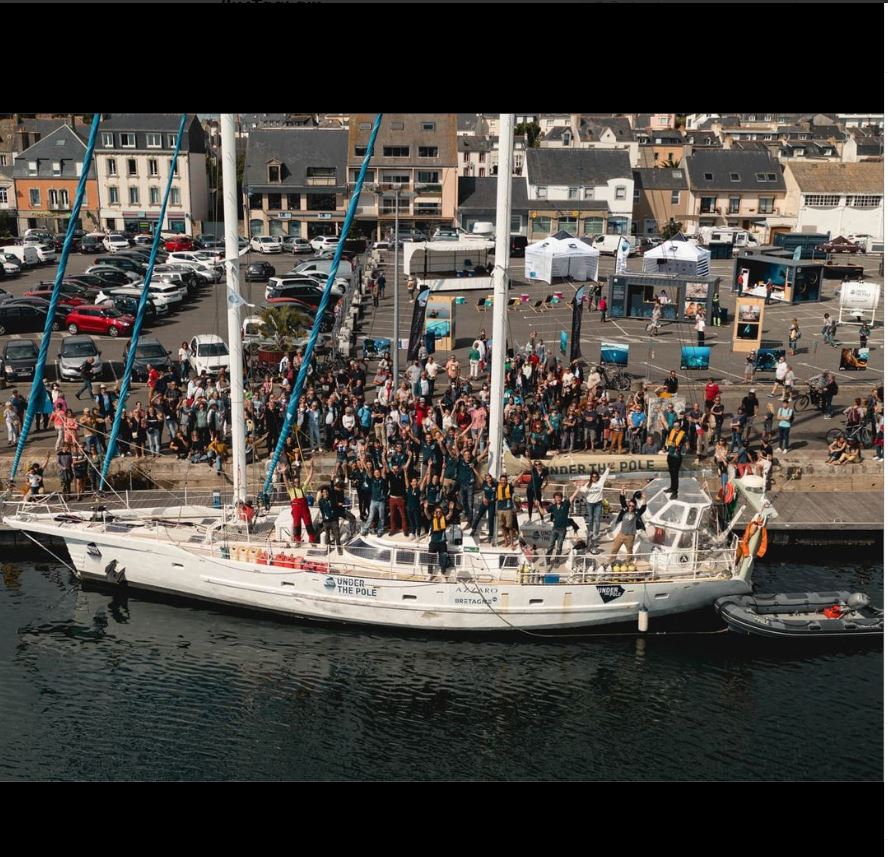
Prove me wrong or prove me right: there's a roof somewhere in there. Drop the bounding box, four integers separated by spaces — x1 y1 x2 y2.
544 126 571 141
101 114 195 132
636 130 684 144
457 176 529 210
684 149 786 191
785 161 883 194
458 136 492 153
12 124 96 179
579 116 634 142
244 128 348 193
526 148 633 187
632 167 688 191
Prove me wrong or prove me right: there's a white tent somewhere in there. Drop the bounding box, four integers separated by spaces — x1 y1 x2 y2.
524 231 600 283
403 240 494 275
643 235 711 277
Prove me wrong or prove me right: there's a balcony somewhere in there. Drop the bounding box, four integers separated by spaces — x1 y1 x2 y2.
49 202 71 211
306 176 336 187
415 184 442 195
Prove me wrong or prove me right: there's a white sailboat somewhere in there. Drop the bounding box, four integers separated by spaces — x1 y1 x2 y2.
2 113 758 633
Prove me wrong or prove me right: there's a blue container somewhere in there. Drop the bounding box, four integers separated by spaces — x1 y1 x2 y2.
543 574 560 585
212 490 221 509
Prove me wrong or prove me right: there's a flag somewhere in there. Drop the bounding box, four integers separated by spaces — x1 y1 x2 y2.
569 286 585 361
407 288 430 360
227 286 254 309
560 330 568 355
792 245 802 261
615 236 630 274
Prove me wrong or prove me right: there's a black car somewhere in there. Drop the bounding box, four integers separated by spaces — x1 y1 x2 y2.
99 294 159 320
123 336 174 380
81 235 103 254
265 283 324 304
93 255 147 276
245 261 276 282
53 233 82 252
509 235 528 257
0 302 65 335
64 274 113 292
87 269 132 287
1 338 39 383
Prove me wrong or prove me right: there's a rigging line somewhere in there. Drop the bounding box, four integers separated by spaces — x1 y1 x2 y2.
11 113 103 482
102 113 189 486
19 529 79 577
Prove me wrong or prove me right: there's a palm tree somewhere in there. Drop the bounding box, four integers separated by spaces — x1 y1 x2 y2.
259 305 313 351
659 155 681 169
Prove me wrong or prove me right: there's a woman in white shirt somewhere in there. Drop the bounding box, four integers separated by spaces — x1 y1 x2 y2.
769 356 789 398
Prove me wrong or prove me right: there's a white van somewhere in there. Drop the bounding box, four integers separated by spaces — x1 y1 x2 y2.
292 259 353 278
590 234 640 256
707 229 759 252
3 245 40 267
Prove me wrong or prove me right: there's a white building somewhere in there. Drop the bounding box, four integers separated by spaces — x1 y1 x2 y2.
95 114 208 236
783 161 883 239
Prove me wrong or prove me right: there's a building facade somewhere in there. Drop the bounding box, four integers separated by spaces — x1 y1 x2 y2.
631 167 692 236
94 114 207 236
523 148 634 241
348 113 458 239
12 124 99 234
783 161 883 239
243 128 348 240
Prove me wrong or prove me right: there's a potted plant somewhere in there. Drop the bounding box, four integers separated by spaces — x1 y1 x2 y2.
256 305 312 367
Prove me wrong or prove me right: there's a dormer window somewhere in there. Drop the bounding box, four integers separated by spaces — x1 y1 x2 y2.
562 131 571 146
27 160 37 176
703 172 713 181
52 161 61 176
766 172 777 181
268 163 281 183
729 172 740 182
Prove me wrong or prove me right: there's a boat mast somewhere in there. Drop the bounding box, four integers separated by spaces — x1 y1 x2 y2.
486 113 514 478
221 114 247 504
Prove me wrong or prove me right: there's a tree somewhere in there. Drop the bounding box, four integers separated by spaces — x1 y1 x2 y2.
660 220 682 240
659 155 681 169
515 121 542 149
259 305 313 351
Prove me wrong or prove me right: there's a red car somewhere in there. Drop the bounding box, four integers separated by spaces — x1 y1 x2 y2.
164 236 194 252
64 306 135 337
24 283 90 306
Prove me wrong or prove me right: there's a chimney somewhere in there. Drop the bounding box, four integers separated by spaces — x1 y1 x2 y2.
569 114 581 145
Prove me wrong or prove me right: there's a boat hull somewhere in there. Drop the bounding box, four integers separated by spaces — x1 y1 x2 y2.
8 517 750 633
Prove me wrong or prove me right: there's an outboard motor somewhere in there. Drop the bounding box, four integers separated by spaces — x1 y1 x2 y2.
847 593 871 610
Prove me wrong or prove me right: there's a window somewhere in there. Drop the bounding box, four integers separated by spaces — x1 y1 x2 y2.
59 189 69 208
107 158 117 177
416 171 440 184
286 193 301 210
307 193 336 211
0 188 6 205
167 134 177 148
462 152 470 163
29 189 39 207
109 186 119 204
383 146 409 157
359 122 371 131
267 193 282 210
848 195 882 208
478 151 486 163
729 172 740 182
127 159 137 177
671 190 681 205
149 187 160 205
766 172 777 181
728 196 740 214
463 167 471 176
170 188 180 206
170 159 179 177
703 172 713 181
146 133 161 148
557 216 577 235
381 173 410 184
128 187 139 205
121 133 135 148
421 122 436 132
27 161 37 176
531 216 551 233
52 161 61 176
148 159 159 177
804 194 840 207
567 187 579 200
615 185 626 200
102 132 114 148
607 217 629 235
418 146 438 158
0 155 5 167
583 188 595 200
633 188 640 202
510 214 521 233
390 121 404 130
535 186 547 200
700 196 717 213
268 164 280 183
48 189 58 206
306 167 335 177
248 193 263 210
758 197 774 214
348 168 375 184
583 217 604 235
478 167 485 177
354 146 367 158
755 172 767 182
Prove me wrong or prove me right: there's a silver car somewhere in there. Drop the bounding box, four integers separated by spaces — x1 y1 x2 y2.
56 335 103 382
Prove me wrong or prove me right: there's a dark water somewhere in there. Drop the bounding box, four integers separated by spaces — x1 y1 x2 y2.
0 554 881 781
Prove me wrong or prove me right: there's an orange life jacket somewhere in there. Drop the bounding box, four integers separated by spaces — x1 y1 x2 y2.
737 521 768 559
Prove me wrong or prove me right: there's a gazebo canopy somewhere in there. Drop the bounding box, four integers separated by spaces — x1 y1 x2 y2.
643 234 711 277
524 232 600 283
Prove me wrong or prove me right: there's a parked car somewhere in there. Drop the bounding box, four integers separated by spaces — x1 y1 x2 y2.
53 233 82 252
589 234 640 256
165 251 223 279
132 234 154 247
509 235 528 257
64 305 134 337
371 239 392 250
63 274 110 292
282 236 313 254
264 278 331 303
103 233 131 253
0 303 65 336
246 261 276 282
123 336 174 380
81 234 104 254
97 285 181 313
85 266 139 286
24 282 91 306
164 256 221 283
2 245 39 268
97 293 163 319
309 235 339 253
432 227 459 241
292 258 353 278
0 338 39 383
164 235 194 252
23 229 53 245
188 334 230 376
57 335 104 381
1 254 20 276
817 236 863 255
250 235 283 254
288 270 348 295
93 254 147 275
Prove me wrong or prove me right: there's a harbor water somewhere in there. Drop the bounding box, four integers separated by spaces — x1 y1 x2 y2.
0 554 881 781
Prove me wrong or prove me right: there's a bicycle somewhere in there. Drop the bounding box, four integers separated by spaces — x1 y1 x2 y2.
596 363 632 392
794 383 822 412
826 422 873 448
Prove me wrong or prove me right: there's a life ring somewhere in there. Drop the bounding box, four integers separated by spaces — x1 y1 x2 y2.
679 554 689 564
